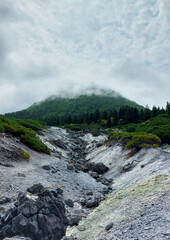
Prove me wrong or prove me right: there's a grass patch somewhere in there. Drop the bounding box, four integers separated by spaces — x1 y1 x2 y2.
19 149 31 159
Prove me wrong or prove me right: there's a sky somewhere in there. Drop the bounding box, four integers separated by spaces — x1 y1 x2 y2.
0 0 170 114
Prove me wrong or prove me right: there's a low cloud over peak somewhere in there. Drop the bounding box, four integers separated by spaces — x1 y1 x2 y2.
0 0 170 114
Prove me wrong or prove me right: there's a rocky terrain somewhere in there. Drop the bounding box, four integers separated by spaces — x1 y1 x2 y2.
0 127 170 240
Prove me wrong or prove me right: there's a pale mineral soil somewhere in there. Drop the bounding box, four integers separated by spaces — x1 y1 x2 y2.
0 128 105 200
67 142 170 240
0 128 107 214
0 127 170 240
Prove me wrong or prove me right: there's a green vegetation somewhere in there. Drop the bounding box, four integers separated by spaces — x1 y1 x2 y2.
5 93 143 125
0 116 51 155
63 123 101 131
0 122 5 132
123 114 170 144
62 105 170 146
138 143 159 149
19 149 31 159
166 102 170 117
3 90 170 147
109 131 161 150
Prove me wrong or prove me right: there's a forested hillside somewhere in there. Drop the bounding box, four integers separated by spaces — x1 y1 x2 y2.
63 103 170 145
5 92 143 125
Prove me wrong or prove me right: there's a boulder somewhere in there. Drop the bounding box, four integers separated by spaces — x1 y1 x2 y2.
42 165 51 171
85 199 99 208
65 199 74 208
27 183 44 195
0 184 68 240
87 162 109 174
68 215 81 226
0 198 11 205
67 164 74 171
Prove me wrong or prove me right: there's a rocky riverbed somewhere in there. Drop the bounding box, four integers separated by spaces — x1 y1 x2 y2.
0 127 170 240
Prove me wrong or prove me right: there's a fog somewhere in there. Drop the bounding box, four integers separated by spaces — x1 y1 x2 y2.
0 0 170 114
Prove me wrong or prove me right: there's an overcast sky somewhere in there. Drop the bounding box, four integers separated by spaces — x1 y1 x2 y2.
0 0 170 114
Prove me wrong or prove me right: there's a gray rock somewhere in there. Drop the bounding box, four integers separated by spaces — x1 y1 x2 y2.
105 222 113 231
85 190 93 196
42 165 51 171
67 164 74 171
0 185 68 240
85 199 99 208
87 162 109 174
0 198 11 205
27 184 44 195
90 172 99 179
65 199 74 208
52 139 67 150
62 237 75 240
68 215 81 226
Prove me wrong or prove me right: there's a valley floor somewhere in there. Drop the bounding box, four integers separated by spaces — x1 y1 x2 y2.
0 127 170 240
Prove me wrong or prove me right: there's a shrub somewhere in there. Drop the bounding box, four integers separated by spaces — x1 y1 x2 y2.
109 131 161 150
0 116 50 155
21 133 51 155
124 114 170 144
15 119 45 131
19 149 31 159
125 133 161 149
0 122 5 132
139 144 159 149
109 131 133 141
124 124 136 132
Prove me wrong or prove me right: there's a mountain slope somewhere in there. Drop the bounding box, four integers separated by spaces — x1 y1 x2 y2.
5 89 143 125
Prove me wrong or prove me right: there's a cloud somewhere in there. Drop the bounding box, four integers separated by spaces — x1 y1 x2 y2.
0 1 18 21
0 0 170 113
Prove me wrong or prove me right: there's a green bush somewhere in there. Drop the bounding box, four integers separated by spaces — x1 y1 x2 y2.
15 119 45 131
0 122 5 132
21 133 51 155
0 116 50 155
124 124 136 132
139 144 159 149
109 131 161 150
124 114 170 144
19 149 31 159
109 131 133 141
125 133 161 149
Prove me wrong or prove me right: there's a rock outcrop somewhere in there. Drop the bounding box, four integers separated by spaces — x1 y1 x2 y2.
0 184 68 240
0 127 170 240
86 162 109 174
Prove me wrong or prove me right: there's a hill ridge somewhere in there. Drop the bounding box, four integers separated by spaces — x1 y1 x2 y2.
5 88 144 125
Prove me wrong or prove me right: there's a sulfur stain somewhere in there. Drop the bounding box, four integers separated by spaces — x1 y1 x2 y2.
67 174 170 240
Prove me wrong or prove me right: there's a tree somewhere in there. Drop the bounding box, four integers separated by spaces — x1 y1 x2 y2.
107 117 111 128
144 105 151 121
152 105 158 117
166 102 170 117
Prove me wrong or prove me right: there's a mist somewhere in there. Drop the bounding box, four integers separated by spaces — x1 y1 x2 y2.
0 0 170 114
